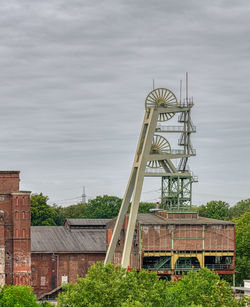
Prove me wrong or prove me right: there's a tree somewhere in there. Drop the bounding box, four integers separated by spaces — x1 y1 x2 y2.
0 285 40 307
57 262 166 307
31 193 58 226
233 211 250 285
60 202 87 219
229 199 250 219
138 202 156 213
165 268 245 307
84 196 122 219
198 200 229 220
57 263 248 307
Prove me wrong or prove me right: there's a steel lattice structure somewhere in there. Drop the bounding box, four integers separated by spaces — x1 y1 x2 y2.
105 87 197 268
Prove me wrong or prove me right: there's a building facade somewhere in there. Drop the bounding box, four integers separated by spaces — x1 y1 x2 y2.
0 171 31 286
31 219 108 296
0 171 236 296
107 211 235 280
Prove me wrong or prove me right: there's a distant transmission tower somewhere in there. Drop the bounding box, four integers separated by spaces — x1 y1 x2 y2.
105 75 197 268
82 186 87 203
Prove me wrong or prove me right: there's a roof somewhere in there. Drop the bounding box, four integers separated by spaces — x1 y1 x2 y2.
106 213 235 228
31 226 106 253
66 218 111 226
136 213 235 225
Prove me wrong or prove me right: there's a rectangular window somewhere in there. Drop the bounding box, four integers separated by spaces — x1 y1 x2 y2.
61 275 68 284
22 229 25 237
15 229 19 237
40 276 46 286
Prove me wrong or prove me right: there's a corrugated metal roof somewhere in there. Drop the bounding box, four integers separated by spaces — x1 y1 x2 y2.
31 226 106 253
66 218 111 226
137 213 235 225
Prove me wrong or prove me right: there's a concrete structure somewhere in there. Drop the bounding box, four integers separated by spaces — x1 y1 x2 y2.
0 171 31 286
107 211 235 279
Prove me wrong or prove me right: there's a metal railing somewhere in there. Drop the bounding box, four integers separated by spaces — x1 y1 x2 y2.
156 125 184 132
156 125 196 133
205 264 232 270
171 149 196 155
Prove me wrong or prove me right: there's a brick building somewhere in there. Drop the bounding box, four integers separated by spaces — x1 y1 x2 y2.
0 171 107 297
0 171 236 296
31 219 108 296
107 211 235 280
0 171 31 286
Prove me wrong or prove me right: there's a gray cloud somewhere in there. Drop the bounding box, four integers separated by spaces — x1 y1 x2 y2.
0 0 249 206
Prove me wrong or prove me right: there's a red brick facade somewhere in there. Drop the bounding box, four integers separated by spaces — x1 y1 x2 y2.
31 253 105 296
0 171 31 286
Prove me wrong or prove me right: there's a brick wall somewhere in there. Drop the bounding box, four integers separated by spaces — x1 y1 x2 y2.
31 253 106 296
0 171 31 285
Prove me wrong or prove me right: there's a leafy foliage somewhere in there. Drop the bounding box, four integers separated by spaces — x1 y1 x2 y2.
229 199 250 219
198 200 229 220
138 202 156 213
57 263 248 307
60 202 87 219
31 193 58 226
233 211 250 285
84 195 122 219
0 285 40 307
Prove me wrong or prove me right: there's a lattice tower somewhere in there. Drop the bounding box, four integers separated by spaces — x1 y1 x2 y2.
105 87 197 268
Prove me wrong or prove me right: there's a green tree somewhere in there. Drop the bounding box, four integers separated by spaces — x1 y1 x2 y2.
229 199 250 219
84 196 122 219
57 262 165 307
138 202 156 213
60 202 87 219
31 193 58 226
198 200 229 220
233 211 250 285
57 263 248 307
0 285 40 307
166 268 244 307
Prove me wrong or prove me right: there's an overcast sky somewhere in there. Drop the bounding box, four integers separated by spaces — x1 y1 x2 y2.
0 0 249 207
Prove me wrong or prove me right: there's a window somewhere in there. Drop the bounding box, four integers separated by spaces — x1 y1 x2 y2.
15 229 19 237
40 276 46 286
15 211 19 220
22 229 25 237
22 211 25 219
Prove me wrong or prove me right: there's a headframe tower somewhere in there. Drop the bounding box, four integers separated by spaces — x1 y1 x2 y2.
105 78 197 267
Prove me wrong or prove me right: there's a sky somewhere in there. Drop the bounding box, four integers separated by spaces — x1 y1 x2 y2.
0 0 249 207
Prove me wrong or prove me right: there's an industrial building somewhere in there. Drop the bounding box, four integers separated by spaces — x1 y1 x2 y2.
0 86 237 296
106 212 235 280
0 170 235 297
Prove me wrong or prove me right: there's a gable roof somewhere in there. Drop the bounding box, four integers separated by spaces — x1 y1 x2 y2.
31 226 106 253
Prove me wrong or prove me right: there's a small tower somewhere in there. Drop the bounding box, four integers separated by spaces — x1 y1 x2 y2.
105 84 197 268
0 171 31 285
